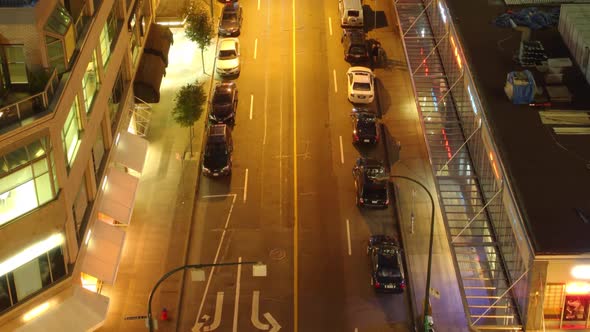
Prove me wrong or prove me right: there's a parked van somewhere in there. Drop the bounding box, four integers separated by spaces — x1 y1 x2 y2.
338 0 364 28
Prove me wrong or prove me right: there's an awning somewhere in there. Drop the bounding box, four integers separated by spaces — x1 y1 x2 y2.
98 167 139 224
80 220 126 284
133 53 166 103
15 285 109 332
144 23 173 65
113 131 148 174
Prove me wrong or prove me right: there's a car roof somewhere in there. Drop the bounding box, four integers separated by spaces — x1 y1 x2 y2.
219 38 238 49
348 66 372 74
215 82 235 92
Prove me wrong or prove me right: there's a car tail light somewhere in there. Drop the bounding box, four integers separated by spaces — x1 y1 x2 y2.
385 198 389 205
375 131 380 142
374 280 381 289
353 133 359 141
401 281 406 289
359 198 364 203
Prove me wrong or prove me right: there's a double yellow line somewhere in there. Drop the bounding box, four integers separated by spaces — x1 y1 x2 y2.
292 1 299 332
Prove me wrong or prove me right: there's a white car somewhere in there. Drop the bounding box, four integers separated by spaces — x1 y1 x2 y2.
216 38 241 77
347 66 375 104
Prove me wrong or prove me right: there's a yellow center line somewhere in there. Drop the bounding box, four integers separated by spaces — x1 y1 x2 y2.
292 0 298 331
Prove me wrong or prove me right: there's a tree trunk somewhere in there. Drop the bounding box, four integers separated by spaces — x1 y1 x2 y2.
188 126 193 157
201 47 206 74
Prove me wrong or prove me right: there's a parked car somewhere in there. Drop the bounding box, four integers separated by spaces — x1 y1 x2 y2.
338 0 364 28
352 157 389 208
219 3 242 37
210 81 238 124
351 108 379 144
217 0 237 3
203 124 233 177
367 235 406 293
347 66 374 104
216 38 241 77
342 29 369 63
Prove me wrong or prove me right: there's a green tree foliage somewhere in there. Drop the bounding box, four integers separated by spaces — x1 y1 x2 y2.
172 80 207 127
185 5 214 73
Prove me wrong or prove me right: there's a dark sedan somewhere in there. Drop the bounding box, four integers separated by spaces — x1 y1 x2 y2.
368 235 406 293
351 108 379 144
352 157 390 208
218 3 242 37
210 81 238 124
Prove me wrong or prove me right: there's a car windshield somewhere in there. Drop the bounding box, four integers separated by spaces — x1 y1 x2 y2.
350 46 366 55
213 92 232 104
219 49 236 59
348 10 360 17
358 117 376 127
377 267 401 278
206 143 227 156
353 82 371 91
222 13 237 21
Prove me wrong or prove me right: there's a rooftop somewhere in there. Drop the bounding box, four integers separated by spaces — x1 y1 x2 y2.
445 1 590 255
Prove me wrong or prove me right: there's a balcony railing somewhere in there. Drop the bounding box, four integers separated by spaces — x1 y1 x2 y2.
0 0 38 7
0 68 59 134
73 1 92 43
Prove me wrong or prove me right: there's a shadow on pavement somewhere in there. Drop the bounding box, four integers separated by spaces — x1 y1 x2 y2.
363 5 389 32
374 77 390 117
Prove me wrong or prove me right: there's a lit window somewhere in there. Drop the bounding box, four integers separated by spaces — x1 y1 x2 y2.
62 96 82 165
82 51 100 113
99 24 112 67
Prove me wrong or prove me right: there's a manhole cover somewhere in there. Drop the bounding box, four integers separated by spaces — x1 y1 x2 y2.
269 248 286 261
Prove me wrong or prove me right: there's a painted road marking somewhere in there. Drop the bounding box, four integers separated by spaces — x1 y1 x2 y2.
355 329 359 332
202 194 236 198
346 219 352 256
251 291 269 330
243 169 249 203
203 292 224 331
194 194 237 330
263 68 269 145
339 135 344 164
254 38 258 60
329 17 333 36
333 69 338 93
257 0 260 10
249 94 254 120
264 312 282 332
232 257 242 332
292 0 299 331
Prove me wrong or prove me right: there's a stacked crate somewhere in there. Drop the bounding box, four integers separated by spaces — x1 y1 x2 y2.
559 4 590 85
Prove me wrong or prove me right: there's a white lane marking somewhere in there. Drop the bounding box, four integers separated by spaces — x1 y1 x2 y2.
249 94 254 120
258 0 260 10
243 168 249 203
194 194 238 328
333 69 338 93
339 135 344 164
232 257 242 332
202 194 236 198
329 17 333 36
355 329 359 332
346 219 352 256
251 291 269 330
279 77 284 221
254 38 258 59
203 292 224 331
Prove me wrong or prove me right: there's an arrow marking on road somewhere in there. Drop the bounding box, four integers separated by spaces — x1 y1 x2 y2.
251 291 269 330
204 292 224 331
232 257 242 332
264 312 281 332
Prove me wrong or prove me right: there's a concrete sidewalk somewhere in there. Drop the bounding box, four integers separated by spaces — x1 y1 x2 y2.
98 28 217 332
370 0 470 331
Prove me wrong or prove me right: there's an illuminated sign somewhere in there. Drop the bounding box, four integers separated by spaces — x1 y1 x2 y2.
449 36 462 70
566 282 590 295
572 265 590 280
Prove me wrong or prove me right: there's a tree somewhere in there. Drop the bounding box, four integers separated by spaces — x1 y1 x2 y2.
185 5 214 74
172 80 207 156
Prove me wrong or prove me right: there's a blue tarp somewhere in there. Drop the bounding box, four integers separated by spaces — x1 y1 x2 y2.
506 70 536 104
494 7 560 30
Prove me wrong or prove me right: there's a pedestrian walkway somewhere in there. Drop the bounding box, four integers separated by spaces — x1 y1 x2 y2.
369 0 470 330
97 27 217 332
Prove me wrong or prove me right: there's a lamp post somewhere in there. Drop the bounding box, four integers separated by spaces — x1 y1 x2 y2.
146 261 260 332
390 175 435 332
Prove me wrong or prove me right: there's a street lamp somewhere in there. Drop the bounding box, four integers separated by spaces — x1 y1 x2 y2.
146 261 262 332
390 175 435 332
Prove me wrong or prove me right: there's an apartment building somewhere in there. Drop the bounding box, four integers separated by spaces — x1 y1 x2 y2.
0 0 165 328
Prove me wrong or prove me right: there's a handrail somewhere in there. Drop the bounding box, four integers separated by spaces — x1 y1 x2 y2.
0 68 59 128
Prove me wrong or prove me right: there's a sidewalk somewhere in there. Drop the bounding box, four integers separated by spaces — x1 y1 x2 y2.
98 28 217 332
371 0 470 331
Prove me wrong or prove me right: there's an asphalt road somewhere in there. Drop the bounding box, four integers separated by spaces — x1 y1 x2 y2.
177 0 412 331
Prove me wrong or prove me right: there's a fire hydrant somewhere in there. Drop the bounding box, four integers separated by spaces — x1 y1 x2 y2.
160 307 169 321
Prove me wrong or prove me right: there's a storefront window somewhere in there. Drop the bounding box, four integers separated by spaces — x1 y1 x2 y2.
82 51 100 113
62 96 82 166
0 138 57 226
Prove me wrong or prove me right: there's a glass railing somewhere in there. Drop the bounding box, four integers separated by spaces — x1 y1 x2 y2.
74 1 92 43
0 68 59 133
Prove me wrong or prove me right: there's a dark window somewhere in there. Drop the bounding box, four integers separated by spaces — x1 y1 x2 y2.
49 247 66 282
0 276 11 312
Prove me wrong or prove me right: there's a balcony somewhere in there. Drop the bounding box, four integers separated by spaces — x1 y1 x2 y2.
0 68 59 134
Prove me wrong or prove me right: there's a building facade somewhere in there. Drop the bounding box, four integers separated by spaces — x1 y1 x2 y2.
0 0 158 328
393 0 590 330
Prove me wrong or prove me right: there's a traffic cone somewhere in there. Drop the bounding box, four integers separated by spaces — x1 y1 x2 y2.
160 307 169 321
